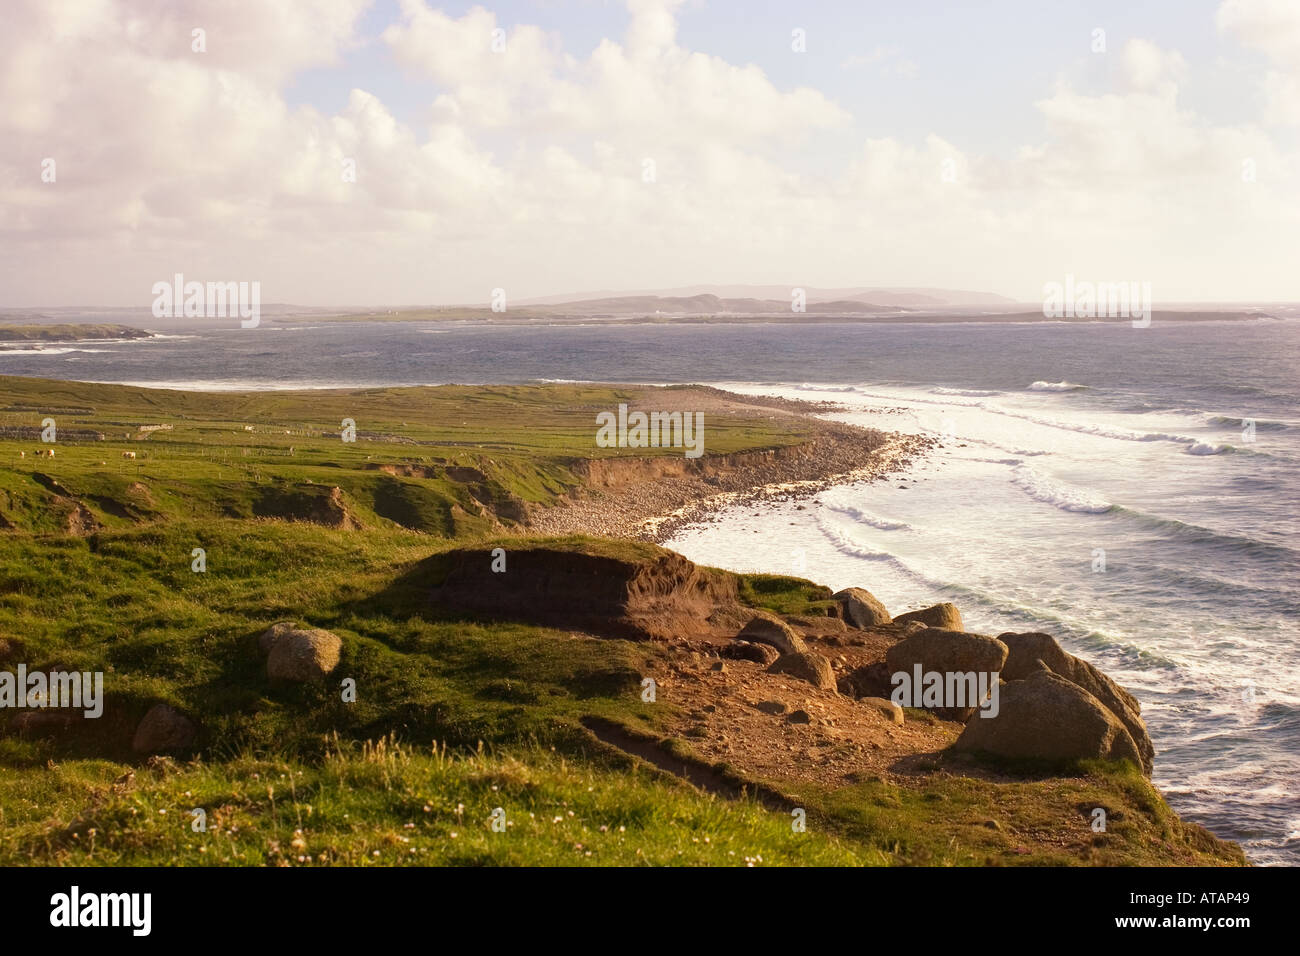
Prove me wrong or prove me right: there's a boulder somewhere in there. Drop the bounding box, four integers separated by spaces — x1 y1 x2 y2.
861 697 904 725
999 631 1153 773
737 612 807 656
885 628 1008 720
833 588 892 628
839 661 892 699
767 652 837 692
261 623 343 682
258 620 298 655
893 602 963 631
885 628 1008 676
953 668 1144 769
132 704 197 754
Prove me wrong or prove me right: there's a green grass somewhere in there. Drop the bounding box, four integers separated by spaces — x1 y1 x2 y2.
0 738 871 866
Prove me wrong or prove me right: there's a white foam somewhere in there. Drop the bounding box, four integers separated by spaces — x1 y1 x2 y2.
1010 465 1113 514
1028 380 1088 392
931 386 1003 397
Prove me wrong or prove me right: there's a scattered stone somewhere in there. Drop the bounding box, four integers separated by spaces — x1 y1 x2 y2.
893 602 964 631
767 651 837 692
756 699 787 715
710 661 727 673
737 612 807 655
787 709 813 724
132 704 197 754
834 587 892 627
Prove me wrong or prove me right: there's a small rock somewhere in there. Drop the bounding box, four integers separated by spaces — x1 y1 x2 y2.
893 602 964 631
737 612 807 655
861 696 905 725
787 709 813 724
722 641 780 665
768 652 837 692
756 699 787 715
711 661 726 673
261 623 343 682
132 704 197 754
833 587 892 627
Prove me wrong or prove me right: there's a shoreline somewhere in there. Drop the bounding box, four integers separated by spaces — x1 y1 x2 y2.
638 432 927 543
526 391 935 542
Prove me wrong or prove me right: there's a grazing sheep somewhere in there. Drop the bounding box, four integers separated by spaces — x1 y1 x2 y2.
122 451 137 459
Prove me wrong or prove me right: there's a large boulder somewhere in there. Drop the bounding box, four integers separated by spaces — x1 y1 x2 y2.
999 631 1153 773
767 652 837 692
261 623 343 682
737 612 807 656
886 628 1008 676
893 602 963 631
132 704 197 754
885 628 1008 720
833 588 891 628
953 667 1145 769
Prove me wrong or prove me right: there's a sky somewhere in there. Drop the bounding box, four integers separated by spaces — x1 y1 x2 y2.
1 0 1298 307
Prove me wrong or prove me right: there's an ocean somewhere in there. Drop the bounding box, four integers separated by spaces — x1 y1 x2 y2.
3 310 1297 863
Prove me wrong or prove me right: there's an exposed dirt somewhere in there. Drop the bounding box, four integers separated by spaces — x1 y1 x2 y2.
642 625 963 788
430 545 743 641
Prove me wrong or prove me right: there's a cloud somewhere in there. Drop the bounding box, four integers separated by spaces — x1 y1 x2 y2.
1217 0 1300 124
0 0 1296 305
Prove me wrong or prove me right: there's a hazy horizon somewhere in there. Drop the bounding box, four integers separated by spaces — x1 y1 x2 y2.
3 0 1300 308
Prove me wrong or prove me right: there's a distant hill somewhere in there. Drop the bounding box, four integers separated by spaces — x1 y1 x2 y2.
533 293 912 315
518 285 1019 309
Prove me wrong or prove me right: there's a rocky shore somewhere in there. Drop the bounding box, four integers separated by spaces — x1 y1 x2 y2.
527 391 935 542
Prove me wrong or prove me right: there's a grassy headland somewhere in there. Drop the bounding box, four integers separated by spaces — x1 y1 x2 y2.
0 375 1245 866
0 324 153 344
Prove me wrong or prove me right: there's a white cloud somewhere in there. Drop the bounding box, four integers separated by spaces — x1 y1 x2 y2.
1217 0 1300 124
0 0 1296 305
